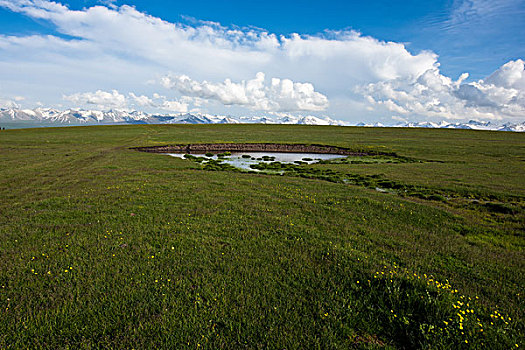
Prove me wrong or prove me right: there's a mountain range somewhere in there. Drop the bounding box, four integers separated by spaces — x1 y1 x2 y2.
1 108 524 132
356 120 525 132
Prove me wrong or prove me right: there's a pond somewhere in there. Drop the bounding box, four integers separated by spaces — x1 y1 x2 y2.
166 152 346 171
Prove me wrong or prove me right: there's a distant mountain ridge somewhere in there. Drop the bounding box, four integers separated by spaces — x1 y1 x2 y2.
0 108 346 126
1 108 524 131
356 120 525 132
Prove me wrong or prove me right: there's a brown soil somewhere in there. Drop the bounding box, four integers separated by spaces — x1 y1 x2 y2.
132 143 374 156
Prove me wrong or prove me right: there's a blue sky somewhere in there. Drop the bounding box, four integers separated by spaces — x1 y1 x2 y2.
0 0 524 123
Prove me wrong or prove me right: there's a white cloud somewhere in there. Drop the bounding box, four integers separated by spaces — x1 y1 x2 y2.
63 90 127 109
443 0 523 32
0 95 25 108
129 93 154 107
0 97 21 109
98 0 117 9
362 59 525 120
485 59 525 90
0 0 436 116
391 116 408 122
161 72 328 112
63 90 189 112
139 93 189 112
0 0 522 122
160 100 189 113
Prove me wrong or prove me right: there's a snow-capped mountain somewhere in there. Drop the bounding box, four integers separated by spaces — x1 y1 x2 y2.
397 120 495 130
0 108 523 131
0 108 346 126
0 108 150 124
357 120 525 132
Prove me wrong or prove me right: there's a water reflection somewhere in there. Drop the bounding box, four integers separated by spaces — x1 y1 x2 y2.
167 152 346 171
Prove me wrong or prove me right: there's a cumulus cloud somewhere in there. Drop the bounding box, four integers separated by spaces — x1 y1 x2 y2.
63 90 127 109
136 93 189 113
0 0 437 115
362 59 525 120
391 116 408 122
63 90 189 112
0 97 21 109
161 72 328 112
129 93 154 107
485 59 525 90
159 100 189 113
0 0 523 122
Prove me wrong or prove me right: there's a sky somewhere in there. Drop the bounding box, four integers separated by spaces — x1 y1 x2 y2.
0 0 524 123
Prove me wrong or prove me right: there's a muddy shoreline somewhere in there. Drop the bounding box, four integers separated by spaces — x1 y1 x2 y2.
132 143 377 156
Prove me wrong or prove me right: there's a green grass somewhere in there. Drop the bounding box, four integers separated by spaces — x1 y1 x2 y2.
0 124 523 349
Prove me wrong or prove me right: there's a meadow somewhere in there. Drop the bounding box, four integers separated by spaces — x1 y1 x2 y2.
0 124 523 349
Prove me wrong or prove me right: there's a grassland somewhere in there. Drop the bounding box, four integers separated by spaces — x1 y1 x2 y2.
0 124 523 349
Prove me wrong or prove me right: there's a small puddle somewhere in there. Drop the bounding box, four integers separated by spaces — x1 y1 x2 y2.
167 152 346 171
